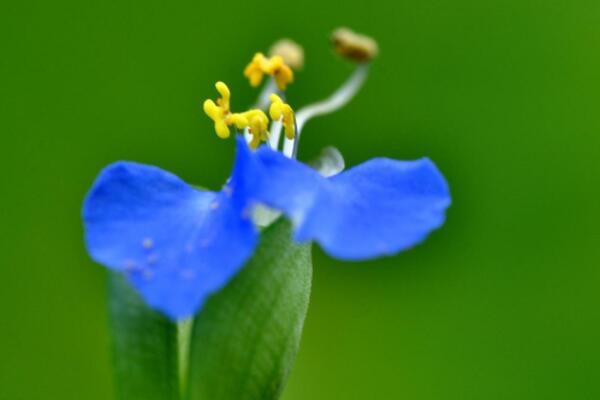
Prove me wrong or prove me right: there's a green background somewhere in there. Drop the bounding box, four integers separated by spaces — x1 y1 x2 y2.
2 0 599 398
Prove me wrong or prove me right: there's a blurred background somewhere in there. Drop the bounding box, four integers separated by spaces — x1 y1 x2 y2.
2 0 600 398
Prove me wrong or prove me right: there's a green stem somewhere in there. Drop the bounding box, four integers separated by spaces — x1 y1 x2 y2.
178 319 193 399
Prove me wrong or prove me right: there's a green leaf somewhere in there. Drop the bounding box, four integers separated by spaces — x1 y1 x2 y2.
186 219 312 400
108 272 180 400
105 219 312 400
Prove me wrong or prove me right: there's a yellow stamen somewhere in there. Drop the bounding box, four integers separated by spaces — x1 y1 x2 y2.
243 52 294 91
203 81 270 147
243 53 269 87
236 109 270 149
228 113 249 130
203 99 230 139
203 81 233 139
215 81 230 112
266 55 294 91
269 94 295 139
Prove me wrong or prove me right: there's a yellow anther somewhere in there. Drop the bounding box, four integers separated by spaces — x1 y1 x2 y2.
229 109 269 149
243 52 294 91
243 53 269 87
228 113 249 130
203 80 270 148
203 99 230 139
203 81 234 139
331 27 378 62
215 81 230 112
265 55 294 91
269 94 295 139
246 110 270 149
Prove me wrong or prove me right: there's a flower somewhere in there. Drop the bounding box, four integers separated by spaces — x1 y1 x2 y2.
83 30 452 320
83 140 259 320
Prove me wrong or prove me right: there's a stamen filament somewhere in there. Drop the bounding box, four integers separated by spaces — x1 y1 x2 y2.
283 64 369 158
255 78 279 110
268 120 283 149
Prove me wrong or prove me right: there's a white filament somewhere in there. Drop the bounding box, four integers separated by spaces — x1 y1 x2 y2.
283 64 369 158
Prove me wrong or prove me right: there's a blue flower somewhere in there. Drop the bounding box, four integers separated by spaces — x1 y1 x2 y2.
83 137 450 319
249 142 451 260
83 37 452 320
83 139 258 320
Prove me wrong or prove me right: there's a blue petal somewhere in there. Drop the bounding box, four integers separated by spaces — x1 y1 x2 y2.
83 140 257 320
252 147 451 260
